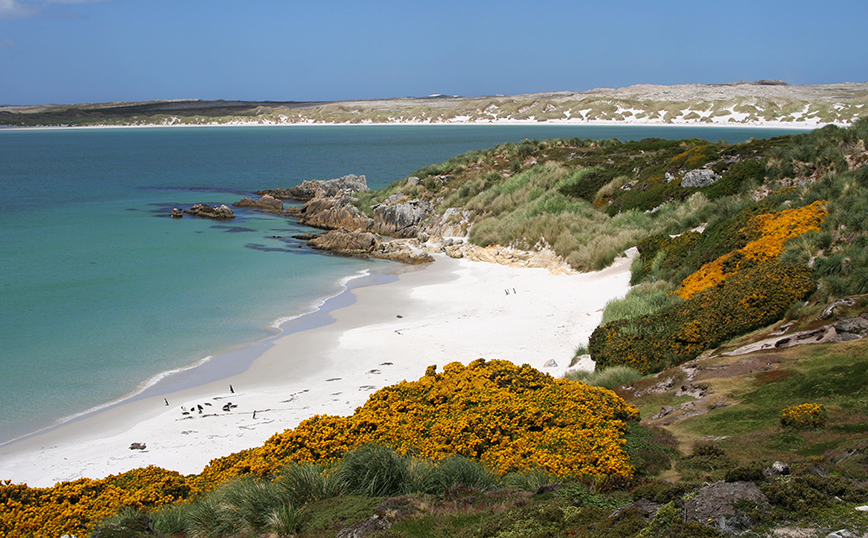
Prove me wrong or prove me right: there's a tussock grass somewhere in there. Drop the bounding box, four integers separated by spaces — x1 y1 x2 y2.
601 280 682 325
276 462 346 505
565 366 644 389
335 444 411 497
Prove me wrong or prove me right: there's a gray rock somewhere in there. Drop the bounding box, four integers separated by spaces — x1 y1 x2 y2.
543 359 558 368
764 461 790 478
170 208 183 218
259 174 369 201
371 199 431 237
407 176 420 186
834 316 868 336
681 168 720 188
683 481 770 525
820 297 857 319
650 406 674 420
335 515 390 538
827 530 855 538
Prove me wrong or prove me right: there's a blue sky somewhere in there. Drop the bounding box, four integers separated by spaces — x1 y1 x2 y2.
1 0 865 105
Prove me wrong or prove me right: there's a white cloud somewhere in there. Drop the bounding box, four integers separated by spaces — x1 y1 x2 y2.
0 0 39 19
0 0 110 19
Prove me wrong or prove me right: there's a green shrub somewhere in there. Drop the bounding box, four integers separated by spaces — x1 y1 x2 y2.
724 465 765 483
762 474 868 518
702 159 766 200
557 167 617 201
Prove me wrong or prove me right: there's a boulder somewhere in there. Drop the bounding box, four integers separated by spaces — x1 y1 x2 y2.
683 481 770 526
258 174 369 201
307 229 433 264
370 199 431 237
681 168 720 188
170 208 183 218
233 194 283 210
296 191 373 230
308 228 379 254
184 204 235 219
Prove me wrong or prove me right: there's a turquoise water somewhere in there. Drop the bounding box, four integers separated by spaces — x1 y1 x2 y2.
0 124 808 444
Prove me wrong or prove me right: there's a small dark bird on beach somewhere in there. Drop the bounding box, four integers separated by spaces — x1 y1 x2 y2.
253 411 257 419
164 398 169 406
197 404 203 413
230 384 234 394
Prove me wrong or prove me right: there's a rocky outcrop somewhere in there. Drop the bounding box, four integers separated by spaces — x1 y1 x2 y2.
184 203 235 219
294 190 373 230
308 228 433 264
683 481 770 526
722 312 868 356
258 174 369 201
425 207 473 237
171 208 183 218
370 195 432 237
233 194 283 210
681 168 720 188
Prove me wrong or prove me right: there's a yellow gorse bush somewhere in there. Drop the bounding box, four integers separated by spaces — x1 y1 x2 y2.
192 359 638 488
678 201 827 299
0 466 187 538
1 359 637 538
780 403 827 429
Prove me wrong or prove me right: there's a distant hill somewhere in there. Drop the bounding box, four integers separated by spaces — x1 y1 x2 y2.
2 81 867 128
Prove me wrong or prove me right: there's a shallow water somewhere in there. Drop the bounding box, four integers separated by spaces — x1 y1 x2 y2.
0 124 808 443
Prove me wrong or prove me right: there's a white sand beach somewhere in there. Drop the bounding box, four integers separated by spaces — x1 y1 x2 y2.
0 253 634 488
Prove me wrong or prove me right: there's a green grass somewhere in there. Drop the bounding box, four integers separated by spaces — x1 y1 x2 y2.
565 366 644 389
600 281 682 325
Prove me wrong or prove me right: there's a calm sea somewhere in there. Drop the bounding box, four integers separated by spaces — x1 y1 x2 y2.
0 123 808 444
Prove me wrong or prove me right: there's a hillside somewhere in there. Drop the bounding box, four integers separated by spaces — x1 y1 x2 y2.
3 121 868 537
2 82 867 128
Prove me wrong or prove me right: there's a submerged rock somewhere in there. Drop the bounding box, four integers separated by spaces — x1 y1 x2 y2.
233 194 283 210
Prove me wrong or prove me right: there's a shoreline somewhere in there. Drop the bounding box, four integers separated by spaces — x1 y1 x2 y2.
0 117 825 132
0 268 388 449
0 253 634 488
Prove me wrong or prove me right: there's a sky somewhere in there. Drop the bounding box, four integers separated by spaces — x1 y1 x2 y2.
0 0 866 106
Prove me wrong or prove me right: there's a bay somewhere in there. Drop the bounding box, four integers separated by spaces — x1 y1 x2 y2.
0 123 808 444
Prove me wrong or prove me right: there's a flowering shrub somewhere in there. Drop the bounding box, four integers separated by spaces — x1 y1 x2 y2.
0 466 187 538
677 201 827 299
193 359 638 490
591 261 816 374
1 360 637 537
780 403 827 429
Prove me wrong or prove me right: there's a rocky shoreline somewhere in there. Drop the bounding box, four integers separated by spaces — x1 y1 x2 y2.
241 174 577 273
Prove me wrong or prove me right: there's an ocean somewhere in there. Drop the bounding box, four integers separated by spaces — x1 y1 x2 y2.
0 123 808 444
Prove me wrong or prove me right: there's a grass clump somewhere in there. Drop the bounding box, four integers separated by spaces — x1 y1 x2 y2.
565 366 644 389
600 280 682 325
